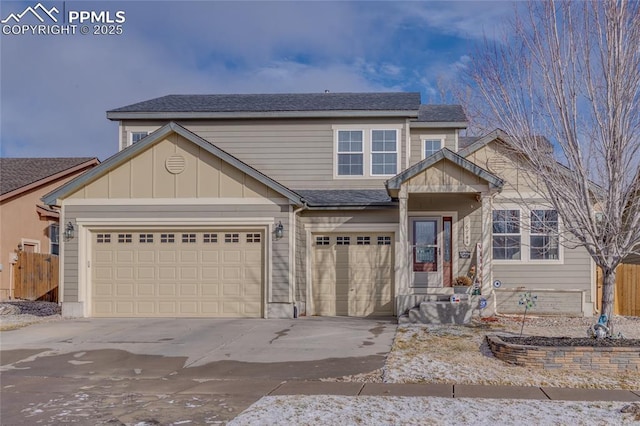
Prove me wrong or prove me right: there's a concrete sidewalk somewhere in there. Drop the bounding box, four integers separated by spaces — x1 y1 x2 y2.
268 381 640 402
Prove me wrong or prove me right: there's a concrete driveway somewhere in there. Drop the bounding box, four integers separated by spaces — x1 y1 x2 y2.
0 316 396 425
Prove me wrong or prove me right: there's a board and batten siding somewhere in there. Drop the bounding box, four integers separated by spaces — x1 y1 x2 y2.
121 118 413 190
69 133 285 200
62 204 291 303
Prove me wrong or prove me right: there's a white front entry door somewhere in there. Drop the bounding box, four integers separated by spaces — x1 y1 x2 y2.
411 217 442 287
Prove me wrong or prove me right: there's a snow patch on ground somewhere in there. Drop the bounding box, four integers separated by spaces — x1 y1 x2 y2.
383 319 640 389
228 395 638 426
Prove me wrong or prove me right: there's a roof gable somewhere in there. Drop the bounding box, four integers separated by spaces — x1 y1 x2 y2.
457 129 509 157
42 122 303 205
385 148 504 191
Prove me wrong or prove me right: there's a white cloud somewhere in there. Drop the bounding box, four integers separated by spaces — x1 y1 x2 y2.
0 1 515 159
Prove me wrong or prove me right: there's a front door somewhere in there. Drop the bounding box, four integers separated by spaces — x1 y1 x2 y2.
411 217 442 287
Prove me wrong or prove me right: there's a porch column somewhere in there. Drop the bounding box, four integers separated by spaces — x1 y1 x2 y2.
398 186 410 297
480 192 494 313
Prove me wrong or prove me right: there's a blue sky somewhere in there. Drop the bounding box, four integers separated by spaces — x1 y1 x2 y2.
1 1 514 160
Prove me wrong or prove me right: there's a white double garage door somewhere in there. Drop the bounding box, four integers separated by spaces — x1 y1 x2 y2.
91 229 395 318
91 229 264 317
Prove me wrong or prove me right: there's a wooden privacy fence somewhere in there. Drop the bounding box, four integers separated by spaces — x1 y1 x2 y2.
13 252 59 302
596 263 640 317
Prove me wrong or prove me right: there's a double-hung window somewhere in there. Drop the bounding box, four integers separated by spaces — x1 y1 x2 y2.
423 139 442 158
337 130 364 176
492 208 561 262
530 210 559 260
371 130 397 175
336 127 400 177
492 210 521 260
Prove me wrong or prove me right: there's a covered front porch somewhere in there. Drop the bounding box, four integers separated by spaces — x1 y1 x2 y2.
385 149 504 317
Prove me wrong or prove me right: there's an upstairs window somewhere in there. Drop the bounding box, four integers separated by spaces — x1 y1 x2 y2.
371 130 397 175
335 127 401 178
131 131 149 145
423 139 442 158
337 130 364 176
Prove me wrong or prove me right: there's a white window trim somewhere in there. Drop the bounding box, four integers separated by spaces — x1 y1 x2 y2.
421 135 446 160
529 209 561 261
20 238 41 253
50 223 60 255
333 125 403 179
130 131 149 146
370 129 398 177
491 208 522 262
121 126 160 150
492 204 564 264
336 129 365 177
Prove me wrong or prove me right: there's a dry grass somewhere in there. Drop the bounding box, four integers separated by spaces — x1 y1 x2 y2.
383 315 640 389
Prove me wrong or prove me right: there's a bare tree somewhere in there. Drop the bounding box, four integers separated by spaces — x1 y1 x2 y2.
466 0 640 322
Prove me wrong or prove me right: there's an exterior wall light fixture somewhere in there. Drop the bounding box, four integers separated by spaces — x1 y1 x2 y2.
274 221 284 239
64 221 75 240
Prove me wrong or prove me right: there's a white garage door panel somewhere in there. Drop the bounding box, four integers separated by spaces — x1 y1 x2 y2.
312 233 394 317
92 230 263 318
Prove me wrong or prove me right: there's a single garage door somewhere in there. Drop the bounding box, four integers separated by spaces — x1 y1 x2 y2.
92 230 263 317
312 233 394 316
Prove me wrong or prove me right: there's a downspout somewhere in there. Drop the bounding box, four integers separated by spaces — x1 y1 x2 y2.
290 200 308 318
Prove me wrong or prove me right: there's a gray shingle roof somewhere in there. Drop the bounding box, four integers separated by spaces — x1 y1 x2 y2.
416 105 467 122
459 136 481 150
109 92 421 114
295 189 395 207
1 157 96 196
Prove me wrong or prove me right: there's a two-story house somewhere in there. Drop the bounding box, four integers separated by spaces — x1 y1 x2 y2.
43 93 595 319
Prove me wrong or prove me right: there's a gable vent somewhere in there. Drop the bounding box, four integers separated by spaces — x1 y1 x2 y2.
165 154 186 174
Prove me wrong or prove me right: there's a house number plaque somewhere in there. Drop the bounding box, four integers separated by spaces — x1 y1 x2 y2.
463 216 471 247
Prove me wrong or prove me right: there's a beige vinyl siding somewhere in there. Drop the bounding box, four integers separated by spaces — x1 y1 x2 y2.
63 237 79 301
492 245 593 303
624 253 640 264
300 209 399 226
122 118 408 190
496 288 586 315
409 129 457 166
62 204 290 303
465 143 541 195
295 214 307 302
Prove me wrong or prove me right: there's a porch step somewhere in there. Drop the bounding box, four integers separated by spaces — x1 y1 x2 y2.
399 298 472 325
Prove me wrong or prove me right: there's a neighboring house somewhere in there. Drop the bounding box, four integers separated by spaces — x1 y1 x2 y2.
0 157 99 300
43 93 595 318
